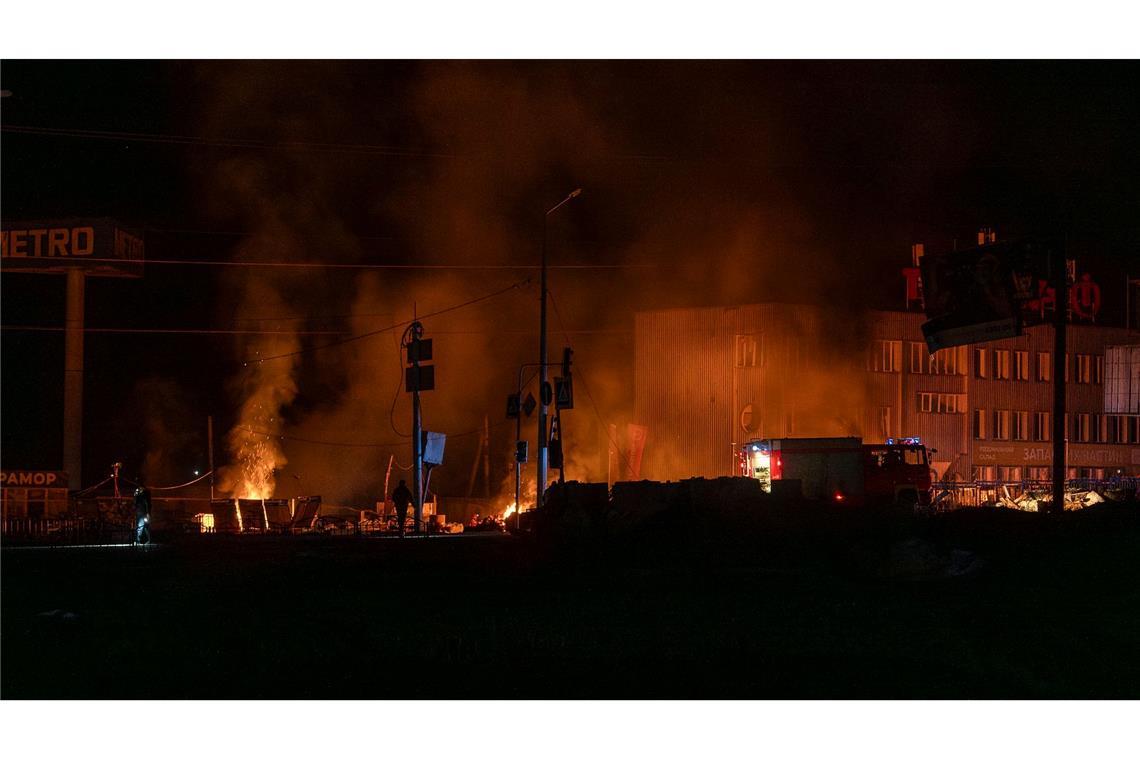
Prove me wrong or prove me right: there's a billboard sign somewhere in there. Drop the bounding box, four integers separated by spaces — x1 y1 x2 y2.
1 218 144 278
0 470 69 488
920 245 1020 351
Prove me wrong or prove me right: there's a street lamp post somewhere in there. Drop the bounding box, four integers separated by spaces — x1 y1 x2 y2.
537 188 581 513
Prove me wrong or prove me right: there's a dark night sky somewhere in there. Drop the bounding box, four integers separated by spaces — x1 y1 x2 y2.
2 60 1138 490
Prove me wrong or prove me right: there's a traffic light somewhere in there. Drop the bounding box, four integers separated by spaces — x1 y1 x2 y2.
515 440 528 463
404 331 434 391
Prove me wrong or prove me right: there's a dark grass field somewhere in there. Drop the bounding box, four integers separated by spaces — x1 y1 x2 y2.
4 504 1140 698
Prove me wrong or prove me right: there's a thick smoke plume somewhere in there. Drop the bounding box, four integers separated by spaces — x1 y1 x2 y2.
186 61 927 504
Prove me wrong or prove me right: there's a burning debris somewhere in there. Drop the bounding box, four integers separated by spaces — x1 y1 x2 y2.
997 485 1109 513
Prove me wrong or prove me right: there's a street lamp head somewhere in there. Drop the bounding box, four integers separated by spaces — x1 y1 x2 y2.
569 188 582 199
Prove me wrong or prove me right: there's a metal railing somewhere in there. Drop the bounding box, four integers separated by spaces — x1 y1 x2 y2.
1 518 136 546
931 477 1139 511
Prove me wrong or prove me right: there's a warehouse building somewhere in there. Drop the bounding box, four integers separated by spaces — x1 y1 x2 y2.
633 303 1140 482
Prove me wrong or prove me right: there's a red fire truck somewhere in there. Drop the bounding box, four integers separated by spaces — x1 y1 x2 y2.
739 436 933 508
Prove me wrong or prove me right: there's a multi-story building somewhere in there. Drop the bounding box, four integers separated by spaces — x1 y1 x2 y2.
633 303 1140 482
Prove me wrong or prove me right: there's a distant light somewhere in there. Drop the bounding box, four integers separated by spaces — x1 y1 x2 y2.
752 445 760 451
835 493 845 501
193 470 200 476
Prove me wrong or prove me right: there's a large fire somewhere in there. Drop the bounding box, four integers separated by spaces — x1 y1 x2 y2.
228 414 280 500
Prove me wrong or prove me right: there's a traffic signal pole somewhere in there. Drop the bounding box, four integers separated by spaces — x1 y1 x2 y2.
403 318 429 533
1051 251 1068 516
536 188 581 512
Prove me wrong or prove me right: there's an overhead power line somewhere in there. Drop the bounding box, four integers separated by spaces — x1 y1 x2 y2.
0 256 654 271
239 417 513 450
548 288 635 474
240 277 531 365
0 124 461 159
1 326 347 336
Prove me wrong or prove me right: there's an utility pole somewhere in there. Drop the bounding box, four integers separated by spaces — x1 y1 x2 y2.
556 346 574 491
537 188 581 511
403 317 433 533
483 414 491 498
1050 248 1068 516
207 415 215 500
513 362 540 527
63 268 86 490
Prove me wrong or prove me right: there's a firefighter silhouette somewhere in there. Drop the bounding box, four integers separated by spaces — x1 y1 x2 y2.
134 484 152 544
391 480 413 536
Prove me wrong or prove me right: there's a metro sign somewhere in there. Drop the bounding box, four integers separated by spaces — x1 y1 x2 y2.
1 218 144 278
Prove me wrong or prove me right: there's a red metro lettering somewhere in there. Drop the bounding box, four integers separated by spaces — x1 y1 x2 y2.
1070 274 1101 320
0 227 95 258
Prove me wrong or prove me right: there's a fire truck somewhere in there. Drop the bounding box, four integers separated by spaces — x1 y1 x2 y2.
739 436 933 508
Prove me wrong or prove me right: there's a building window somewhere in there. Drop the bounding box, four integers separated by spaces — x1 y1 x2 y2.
735 334 759 367
1033 411 1051 442
998 466 1022 482
974 348 988 379
1014 350 1030 381
1036 352 1052 382
919 392 965 414
927 346 966 375
1094 355 1104 384
1092 413 1105 443
973 409 986 439
1076 413 1091 442
1075 354 1092 384
1129 417 1140 445
1107 415 1125 444
908 343 926 374
1027 467 1050 481
878 406 892 439
972 465 994 482
1013 411 1030 441
871 340 901 373
994 350 1011 380
993 410 1011 440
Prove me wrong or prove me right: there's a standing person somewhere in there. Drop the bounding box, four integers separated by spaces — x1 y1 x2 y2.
133 483 152 544
391 480 413 537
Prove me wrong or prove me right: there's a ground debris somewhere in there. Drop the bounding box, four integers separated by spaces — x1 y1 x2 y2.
879 537 985 580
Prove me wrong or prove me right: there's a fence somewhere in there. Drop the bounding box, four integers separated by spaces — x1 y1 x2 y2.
931 477 1140 511
1 517 136 546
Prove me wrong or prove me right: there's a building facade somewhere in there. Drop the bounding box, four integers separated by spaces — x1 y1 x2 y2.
634 303 1140 482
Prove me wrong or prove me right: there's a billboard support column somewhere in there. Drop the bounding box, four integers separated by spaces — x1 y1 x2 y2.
63 268 85 491
1051 250 1068 515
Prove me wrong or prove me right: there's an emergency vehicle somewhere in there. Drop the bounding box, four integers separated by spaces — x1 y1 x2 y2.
740 436 933 508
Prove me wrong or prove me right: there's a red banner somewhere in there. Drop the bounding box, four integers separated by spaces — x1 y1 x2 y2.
626 424 648 480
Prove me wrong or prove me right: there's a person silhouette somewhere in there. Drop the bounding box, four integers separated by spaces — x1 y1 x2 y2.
391 480 413 537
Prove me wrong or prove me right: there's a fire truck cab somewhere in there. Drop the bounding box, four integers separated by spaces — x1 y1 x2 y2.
862 438 933 508
740 436 932 507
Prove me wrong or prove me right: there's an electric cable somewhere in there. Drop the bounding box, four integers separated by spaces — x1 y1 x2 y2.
238 277 530 365
145 470 215 491
548 288 636 475
0 256 652 271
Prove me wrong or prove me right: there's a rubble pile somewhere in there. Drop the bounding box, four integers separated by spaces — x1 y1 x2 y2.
996 485 1113 512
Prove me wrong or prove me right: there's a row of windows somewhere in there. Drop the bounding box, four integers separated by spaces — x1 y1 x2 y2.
973 411 1140 443
976 349 1103 384
973 410 1051 441
917 392 966 414
971 466 1114 482
869 340 1105 385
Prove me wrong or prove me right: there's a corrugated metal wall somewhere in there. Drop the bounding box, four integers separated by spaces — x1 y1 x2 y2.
635 303 1140 481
